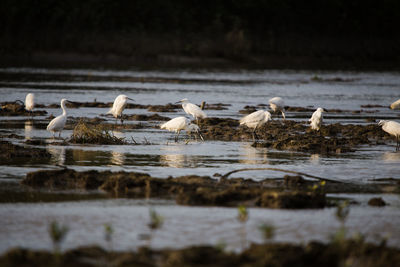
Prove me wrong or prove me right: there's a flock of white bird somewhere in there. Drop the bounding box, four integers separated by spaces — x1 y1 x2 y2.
23 93 400 150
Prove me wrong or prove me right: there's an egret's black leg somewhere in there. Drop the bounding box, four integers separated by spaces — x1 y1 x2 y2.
197 130 204 141
175 131 180 142
252 127 259 141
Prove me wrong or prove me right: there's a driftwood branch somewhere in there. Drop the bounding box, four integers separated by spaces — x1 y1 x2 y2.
220 167 345 184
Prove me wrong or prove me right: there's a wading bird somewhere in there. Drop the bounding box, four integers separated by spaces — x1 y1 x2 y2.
390 99 400 110
25 93 35 117
378 120 400 151
309 107 326 131
107 94 134 124
160 116 204 142
185 123 204 141
47 99 70 138
177 98 207 125
240 110 272 141
269 97 285 120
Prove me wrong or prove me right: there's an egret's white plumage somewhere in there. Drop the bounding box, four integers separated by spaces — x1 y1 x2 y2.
240 110 272 140
178 99 207 124
269 97 285 120
390 99 400 110
185 123 204 140
160 116 204 141
309 107 325 131
107 94 134 123
378 120 400 151
25 93 35 112
47 99 69 138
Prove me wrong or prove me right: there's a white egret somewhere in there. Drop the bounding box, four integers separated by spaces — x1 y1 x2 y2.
25 93 35 117
309 107 326 131
160 116 204 142
47 99 70 138
185 123 204 141
177 98 207 125
107 94 134 124
269 97 286 120
378 120 400 151
239 110 272 141
390 99 400 110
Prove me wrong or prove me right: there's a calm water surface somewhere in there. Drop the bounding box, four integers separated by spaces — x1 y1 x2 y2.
0 67 399 252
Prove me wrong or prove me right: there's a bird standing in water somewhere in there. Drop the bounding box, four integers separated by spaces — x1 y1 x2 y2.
161 116 204 142
309 107 326 131
47 98 70 138
177 98 207 125
378 120 400 151
107 94 134 124
269 97 286 120
25 93 35 118
240 110 272 141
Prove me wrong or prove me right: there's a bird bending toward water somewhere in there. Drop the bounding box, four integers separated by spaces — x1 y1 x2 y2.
25 93 35 117
107 94 134 124
378 120 400 151
390 99 400 110
269 97 285 120
309 107 326 131
240 110 272 141
160 116 204 142
47 99 70 138
177 98 207 125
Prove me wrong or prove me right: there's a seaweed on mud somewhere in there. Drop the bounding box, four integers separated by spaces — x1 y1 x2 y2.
20 169 400 207
70 121 127 145
0 140 51 159
125 113 170 121
0 102 47 116
198 118 391 153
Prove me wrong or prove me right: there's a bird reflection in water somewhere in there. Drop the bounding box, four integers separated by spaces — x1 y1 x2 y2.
160 154 187 168
24 120 34 140
239 144 269 165
47 146 66 166
382 151 400 162
309 154 321 164
111 151 125 166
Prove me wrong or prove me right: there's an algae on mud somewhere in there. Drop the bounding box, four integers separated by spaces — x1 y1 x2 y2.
70 121 127 145
198 118 391 153
20 169 400 208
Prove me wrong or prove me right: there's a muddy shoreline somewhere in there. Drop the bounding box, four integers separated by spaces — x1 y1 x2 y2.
1 239 399 267
15 168 399 208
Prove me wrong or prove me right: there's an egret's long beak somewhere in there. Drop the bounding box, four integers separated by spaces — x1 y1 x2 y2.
127 97 135 101
175 101 182 104
197 130 205 141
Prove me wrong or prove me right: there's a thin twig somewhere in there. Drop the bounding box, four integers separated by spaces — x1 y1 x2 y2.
220 167 346 184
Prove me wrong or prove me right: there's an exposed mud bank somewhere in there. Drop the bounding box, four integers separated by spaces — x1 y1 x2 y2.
1 239 400 267
21 169 400 207
0 102 47 116
199 118 390 153
0 141 51 160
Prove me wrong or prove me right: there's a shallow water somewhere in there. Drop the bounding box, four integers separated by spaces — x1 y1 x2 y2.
0 67 400 252
0 194 399 253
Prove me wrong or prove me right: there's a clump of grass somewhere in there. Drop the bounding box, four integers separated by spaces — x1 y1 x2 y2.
104 223 114 250
237 205 248 249
147 208 164 247
70 120 127 145
48 221 69 255
259 223 275 242
332 200 350 244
